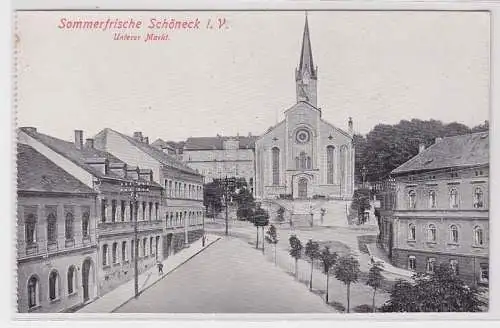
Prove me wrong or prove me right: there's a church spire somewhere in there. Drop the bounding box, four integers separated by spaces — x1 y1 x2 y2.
296 13 318 107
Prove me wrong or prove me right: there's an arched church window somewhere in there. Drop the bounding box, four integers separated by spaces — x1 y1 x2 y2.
299 152 307 170
272 147 280 186
339 146 347 190
326 146 335 184
306 156 312 169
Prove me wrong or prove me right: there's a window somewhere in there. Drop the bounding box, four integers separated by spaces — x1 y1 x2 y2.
122 241 127 262
408 190 417 209
168 181 172 197
408 256 416 271
121 200 126 221
47 213 57 243
143 238 147 257
112 242 118 264
65 213 74 240
27 276 39 308
298 151 307 170
82 212 90 237
155 236 160 258
155 203 159 220
149 202 153 221
429 190 437 208
449 188 459 208
25 214 37 244
67 266 76 294
449 259 459 275
131 240 135 260
408 223 416 241
427 224 437 242
102 244 108 266
150 237 154 255
306 156 312 169
426 258 436 273
450 225 459 243
48 270 59 301
474 226 484 246
184 183 187 198
479 263 489 283
111 200 117 222
473 187 484 208
101 199 107 222
142 202 146 220
326 146 335 184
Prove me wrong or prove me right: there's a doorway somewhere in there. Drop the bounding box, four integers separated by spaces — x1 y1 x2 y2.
298 178 308 198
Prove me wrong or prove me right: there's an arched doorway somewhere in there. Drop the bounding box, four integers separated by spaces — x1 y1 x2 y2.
298 178 308 199
82 258 95 303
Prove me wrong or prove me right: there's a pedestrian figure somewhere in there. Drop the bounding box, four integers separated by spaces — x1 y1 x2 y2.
157 262 164 275
289 218 294 230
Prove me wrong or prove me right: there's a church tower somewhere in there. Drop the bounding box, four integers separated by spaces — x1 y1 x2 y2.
295 14 318 107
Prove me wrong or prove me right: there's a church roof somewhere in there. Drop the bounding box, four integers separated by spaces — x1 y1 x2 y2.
17 143 95 194
298 15 317 79
184 136 258 150
392 132 489 175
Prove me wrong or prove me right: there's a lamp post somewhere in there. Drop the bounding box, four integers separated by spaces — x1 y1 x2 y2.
120 180 150 299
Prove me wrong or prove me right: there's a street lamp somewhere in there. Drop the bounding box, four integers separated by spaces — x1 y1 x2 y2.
120 180 150 299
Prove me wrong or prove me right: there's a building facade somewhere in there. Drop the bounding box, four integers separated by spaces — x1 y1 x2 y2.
255 16 354 200
18 128 164 301
17 143 99 313
386 132 489 286
94 128 205 257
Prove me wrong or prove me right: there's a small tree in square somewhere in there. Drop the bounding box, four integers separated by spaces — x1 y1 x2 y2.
334 255 361 313
366 262 385 312
305 239 321 290
265 224 279 265
289 235 303 279
276 206 285 223
320 246 338 304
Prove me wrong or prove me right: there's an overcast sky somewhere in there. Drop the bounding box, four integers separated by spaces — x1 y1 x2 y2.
16 10 490 143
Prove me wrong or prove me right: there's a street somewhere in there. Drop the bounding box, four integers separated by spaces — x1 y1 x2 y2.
115 237 334 313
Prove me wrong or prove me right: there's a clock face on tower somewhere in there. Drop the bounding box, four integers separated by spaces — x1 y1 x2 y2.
295 129 311 144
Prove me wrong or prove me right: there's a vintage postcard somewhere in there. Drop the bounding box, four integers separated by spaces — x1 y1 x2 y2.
12 2 493 319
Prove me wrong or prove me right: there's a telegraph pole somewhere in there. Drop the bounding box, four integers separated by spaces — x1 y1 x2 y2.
225 175 229 236
121 180 149 298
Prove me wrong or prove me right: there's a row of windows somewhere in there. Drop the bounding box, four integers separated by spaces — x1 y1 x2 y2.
101 199 159 223
102 236 160 267
407 187 485 209
407 256 488 283
166 211 203 228
406 169 486 182
407 223 485 246
164 180 203 200
24 208 90 247
26 266 77 309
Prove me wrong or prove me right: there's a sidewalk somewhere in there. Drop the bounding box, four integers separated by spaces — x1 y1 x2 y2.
78 234 221 313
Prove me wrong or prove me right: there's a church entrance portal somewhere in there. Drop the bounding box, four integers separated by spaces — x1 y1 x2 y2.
298 178 308 198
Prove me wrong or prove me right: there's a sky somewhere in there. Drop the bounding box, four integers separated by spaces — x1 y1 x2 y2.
16 10 490 143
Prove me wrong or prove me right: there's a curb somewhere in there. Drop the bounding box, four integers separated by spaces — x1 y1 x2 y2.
109 237 221 313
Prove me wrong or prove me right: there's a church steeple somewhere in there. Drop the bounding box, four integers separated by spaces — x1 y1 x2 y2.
296 13 318 107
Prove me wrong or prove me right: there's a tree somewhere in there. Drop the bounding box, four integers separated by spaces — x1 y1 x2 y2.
235 187 256 221
289 235 303 279
276 206 285 223
320 208 326 225
253 205 269 251
380 264 486 312
350 188 371 224
366 263 385 312
319 246 338 304
334 255 361 313
305 239 321 290
265 225 279 265
203 182 223 216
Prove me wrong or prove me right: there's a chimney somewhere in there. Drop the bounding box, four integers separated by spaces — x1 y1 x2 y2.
418 143 425 153
133 131 143 142
74 130 84 149
85 138 94 149
435 137 443 143
248 132 252 137
348 117 353 135
143 137 149 144
109 162 127 178
126 166 139 180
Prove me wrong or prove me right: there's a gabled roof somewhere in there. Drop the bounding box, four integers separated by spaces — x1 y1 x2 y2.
98 128 200 176
184 135 257 151
17 143 95 194
392 132 489 175
19 128 161 187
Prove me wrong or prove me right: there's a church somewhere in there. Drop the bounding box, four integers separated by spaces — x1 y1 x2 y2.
254 16 355 200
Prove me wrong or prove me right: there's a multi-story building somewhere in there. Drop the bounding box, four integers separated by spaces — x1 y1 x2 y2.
386 132 489 286
94 128 204 257
17 143 99 313
180 135 257 192
18 127 164 298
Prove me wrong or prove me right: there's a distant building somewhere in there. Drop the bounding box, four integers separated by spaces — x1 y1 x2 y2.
94 128 204 256
17 143 98 313
18 128 164 300
383 132 489 285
